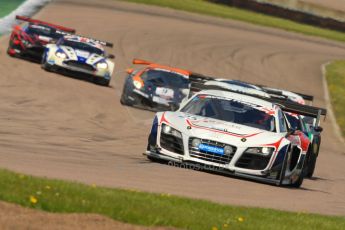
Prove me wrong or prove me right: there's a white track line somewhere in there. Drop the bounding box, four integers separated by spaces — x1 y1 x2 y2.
321 62 344 144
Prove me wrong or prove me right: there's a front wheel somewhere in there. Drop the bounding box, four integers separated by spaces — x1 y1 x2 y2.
290 172 304 188
94 78 110 86
7 45 16 57
306 153 317 178
291 151 310 188
41 62 52 72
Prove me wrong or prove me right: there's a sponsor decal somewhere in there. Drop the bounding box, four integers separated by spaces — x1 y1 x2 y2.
155 87 174 99
75 49 90 58
152 96 170 105
198 144 224 155
133 89 149 98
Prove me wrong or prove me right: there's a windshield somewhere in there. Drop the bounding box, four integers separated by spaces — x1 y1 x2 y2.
59 39 104 55
285 113 302 131
141 69 189 88
181 95 276 132
25 23 63 40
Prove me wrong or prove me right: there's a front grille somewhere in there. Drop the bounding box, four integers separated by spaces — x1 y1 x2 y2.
235 153 271 170
64 61 95 71
160 133 184 155
188 138 236 164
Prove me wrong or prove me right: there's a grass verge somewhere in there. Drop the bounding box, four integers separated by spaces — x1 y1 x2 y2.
0 169 344 230
118 0 345 43
326 61 345 137
0 0 25 18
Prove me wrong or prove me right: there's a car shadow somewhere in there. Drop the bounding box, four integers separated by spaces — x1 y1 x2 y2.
142 157 332 192
49 69 110 87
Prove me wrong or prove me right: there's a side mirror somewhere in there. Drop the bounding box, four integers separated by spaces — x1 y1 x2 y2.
107 54 115 59
126 68 134 74
314 126 323 133
286 128 296 137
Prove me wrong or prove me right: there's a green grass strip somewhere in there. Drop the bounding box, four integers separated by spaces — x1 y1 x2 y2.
326 61 345 137
118 0 345 43
0 0 26 18
0 169 344 230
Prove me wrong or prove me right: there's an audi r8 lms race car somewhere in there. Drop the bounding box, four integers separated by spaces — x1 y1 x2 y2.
120 59 192 111
42 35 115 86
192 79 326 178
145 83 326 187
7 15 76 61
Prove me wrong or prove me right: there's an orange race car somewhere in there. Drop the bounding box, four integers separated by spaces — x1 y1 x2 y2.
120 59 204 111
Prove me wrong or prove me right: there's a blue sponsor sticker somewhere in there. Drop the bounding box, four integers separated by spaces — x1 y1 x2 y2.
198 144 224 155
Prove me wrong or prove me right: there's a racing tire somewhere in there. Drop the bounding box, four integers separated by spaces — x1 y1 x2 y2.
120 93 134 106
290 149 311 188
147 155 159 162
306 153 317 178
146 146 161 163
306 140 320 178
41 62 53 72
94 78 110 87
290 172 304 188
277 146 304 188
7 45 16 57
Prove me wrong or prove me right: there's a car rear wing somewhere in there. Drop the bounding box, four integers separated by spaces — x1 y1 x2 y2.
261 86 314 102
189 73 216 83
72 35 113 48
131 59 193 77
189 82 326 120
16 15 76 33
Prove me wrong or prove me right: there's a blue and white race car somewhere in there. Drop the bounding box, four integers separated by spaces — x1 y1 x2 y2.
42 35 115 86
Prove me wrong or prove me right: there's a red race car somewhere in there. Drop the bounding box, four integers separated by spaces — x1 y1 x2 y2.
7 15 75 61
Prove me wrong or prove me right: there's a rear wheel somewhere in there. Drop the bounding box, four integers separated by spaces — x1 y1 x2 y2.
306 153 317 178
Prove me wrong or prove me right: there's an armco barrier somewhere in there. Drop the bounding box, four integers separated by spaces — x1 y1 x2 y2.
209 0 345 32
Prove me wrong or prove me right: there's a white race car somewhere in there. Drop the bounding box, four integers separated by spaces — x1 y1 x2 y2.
42 35 115 86
145 89 318 187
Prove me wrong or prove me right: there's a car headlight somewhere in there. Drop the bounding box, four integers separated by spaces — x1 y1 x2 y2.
245 147 274 156
97 62 108 69
161 124 182 139
55 51 67 59
133 80 143 89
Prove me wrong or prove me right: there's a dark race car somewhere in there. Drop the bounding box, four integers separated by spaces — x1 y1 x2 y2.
7 15 75 61
120 59 192 111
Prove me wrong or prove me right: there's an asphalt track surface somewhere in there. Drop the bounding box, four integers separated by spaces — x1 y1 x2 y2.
0 0 345 216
